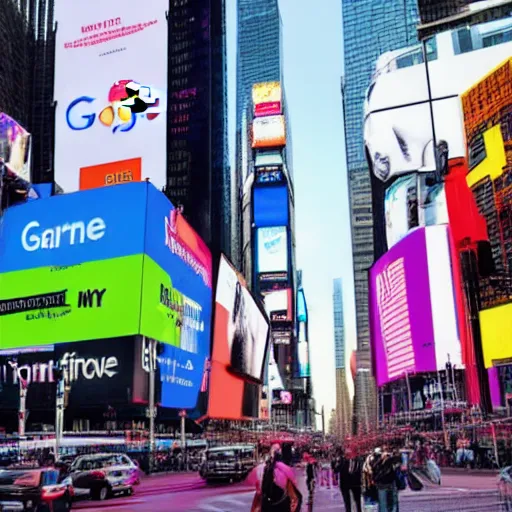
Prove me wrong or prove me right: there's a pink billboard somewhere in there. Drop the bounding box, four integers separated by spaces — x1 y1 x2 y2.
369 225 461 386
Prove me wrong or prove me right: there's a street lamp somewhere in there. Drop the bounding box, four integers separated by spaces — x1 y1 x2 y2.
8 359 28 437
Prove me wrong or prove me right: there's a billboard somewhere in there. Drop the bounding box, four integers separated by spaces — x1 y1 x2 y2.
418 174 449 227
0 113 31 182
252 82 282 117
256 227 288 274
253 186 289 227
53 0 168 192
364 33 512 183
208 255 269 420
297 322 310 378
262 289 292 323
384 174 418 249
0 182 212 409
462 58 512 310
79 157 142 190
252 116 286 149
369 225 461 386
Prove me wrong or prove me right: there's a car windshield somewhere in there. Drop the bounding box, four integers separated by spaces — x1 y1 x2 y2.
74 455 124 470
208 450 236 461
0 470 40 487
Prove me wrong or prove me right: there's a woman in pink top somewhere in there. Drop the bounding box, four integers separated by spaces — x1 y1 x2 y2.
248 444 301 512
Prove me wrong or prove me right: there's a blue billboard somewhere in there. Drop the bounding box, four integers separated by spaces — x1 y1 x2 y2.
0 183 147 272
253 186 289 227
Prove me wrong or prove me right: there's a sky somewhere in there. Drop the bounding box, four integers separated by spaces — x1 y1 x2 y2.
226 0 357 416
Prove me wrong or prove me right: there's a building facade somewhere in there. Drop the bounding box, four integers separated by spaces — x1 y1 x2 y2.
165 0 230 259
341 0 420 433
333 278 351 438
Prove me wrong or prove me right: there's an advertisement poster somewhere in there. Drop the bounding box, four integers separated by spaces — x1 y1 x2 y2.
53 0 168 192
256 226 288 273
0 113 31 182
208 255 269 420
79 157 142 190
418 174 449 227
252 82 282 117
252 115 286 149
253 186 289 227
364 32 512 182
369 226 461 386
384 174 418 249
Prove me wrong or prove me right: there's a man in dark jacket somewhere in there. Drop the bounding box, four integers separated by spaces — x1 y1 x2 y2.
336 447 363 512
368 447 401 512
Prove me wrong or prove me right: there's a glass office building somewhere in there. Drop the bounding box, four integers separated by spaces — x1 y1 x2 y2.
166 0 230 258
341 0 420 432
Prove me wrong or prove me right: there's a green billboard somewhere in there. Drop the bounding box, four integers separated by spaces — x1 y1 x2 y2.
0 256 143 348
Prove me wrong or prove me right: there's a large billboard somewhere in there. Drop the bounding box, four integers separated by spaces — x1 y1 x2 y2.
369 225 461 386
79 158 142 191
53 0 168 192
208 256 269 420
252 82 282 118
364 32 512 183
256 227 288 274
0 183 212 409
252 116 286 149
0 113 31 182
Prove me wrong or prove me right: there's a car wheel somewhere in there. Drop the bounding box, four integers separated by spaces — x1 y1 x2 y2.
92 484 109 501
126 487 133 496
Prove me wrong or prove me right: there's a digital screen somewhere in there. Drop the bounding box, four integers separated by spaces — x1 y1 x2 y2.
254 150 283 167
79 158 142 190
0 113 31 182
252 82 282 117
365 36 512 183
256 168 285 184
262 289 292 322
256 227 288 273
208 256 269 420
252 115 286 149
53 0 168 192
253 186 289 227
384 174 418 249
369 225 461 386
297 288 307 323
418 173 449 227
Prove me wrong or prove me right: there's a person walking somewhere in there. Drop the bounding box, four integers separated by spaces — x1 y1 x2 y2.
365 446 402 512
336 447 363 512
248 444 302 512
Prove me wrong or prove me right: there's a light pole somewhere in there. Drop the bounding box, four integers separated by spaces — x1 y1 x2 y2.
179 410 187 470
8 360 28 437
145 337 157 474
54 367 65 461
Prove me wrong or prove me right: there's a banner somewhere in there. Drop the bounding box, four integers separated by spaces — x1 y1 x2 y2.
54 0 168 192
252 116 286 149
0 113 31 182
79 158 142 190
252 82 282 117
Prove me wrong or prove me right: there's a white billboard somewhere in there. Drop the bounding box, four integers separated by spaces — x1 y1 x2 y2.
53 0 168 192
256 226 288 273
364 28 512 182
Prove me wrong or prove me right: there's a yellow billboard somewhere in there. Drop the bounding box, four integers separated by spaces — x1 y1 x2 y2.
252 115 286 149
252 82 282 117
480 303 512 368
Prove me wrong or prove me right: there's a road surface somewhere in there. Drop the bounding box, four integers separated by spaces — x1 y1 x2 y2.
73 469 503 511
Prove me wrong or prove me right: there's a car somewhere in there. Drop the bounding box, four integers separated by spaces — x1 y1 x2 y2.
0 467 73 511
63 453 139 501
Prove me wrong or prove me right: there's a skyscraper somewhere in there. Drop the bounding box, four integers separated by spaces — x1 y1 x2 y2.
166 0 230 258
333 278 351 439
341 0 420 432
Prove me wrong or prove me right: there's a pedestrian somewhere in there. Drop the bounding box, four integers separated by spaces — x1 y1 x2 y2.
336 447 363 512
248 444 302 512
365 446 402 512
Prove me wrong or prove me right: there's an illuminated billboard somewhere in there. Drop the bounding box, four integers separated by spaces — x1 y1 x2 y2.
0 182 212 409
253 186 289 227
208 255 269 420
79 157 142 190
256 226 288 274
0 113 31 182
53 0 168 192
252 82 282 117
364 33 512 183
384 174 418 249
369 225 461 386
252 115 286 149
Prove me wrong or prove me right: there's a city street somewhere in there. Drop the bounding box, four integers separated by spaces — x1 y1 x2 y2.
73 469 503 511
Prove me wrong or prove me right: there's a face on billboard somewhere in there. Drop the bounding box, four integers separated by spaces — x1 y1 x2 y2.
0 183 147 274
256 227 288 274
252 116 286 149
369 226 460 386
53 0 168 192
365 35 512 182
0 256 143 349
0 113 31 182
252 82 282 117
